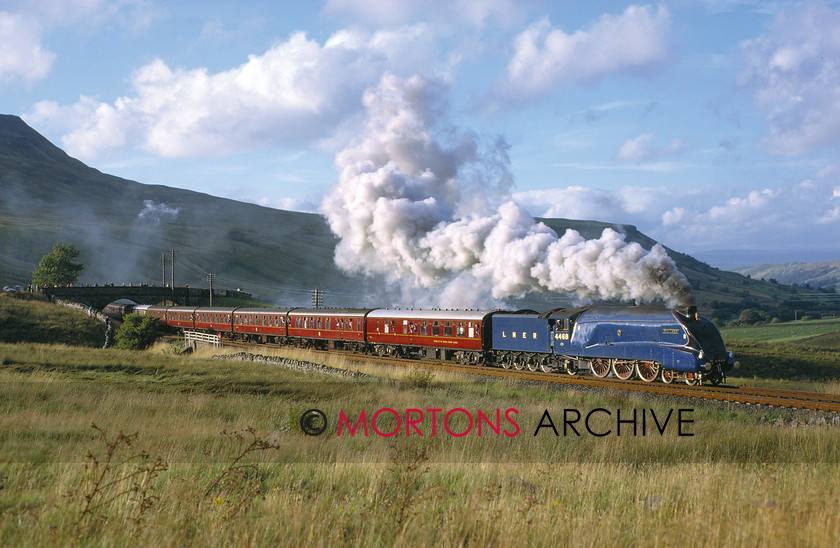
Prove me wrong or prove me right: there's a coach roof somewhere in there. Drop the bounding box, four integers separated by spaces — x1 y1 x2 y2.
367 309 494 322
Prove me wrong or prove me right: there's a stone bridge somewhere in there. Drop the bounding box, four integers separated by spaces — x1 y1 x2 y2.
40 286 252 309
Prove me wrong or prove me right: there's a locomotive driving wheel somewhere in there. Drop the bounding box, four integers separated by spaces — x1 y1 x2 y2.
661 369 674 384
590 358 610 378
612 360 634 380
635 361 660 383
527 356 539 372
684 373 699 386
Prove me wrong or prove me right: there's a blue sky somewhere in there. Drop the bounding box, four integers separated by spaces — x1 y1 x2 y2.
2 0 840 268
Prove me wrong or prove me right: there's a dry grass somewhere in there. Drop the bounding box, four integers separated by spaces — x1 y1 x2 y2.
2 341 840 546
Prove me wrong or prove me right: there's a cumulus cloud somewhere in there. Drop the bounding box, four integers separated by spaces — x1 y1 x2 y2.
514 170 840 257
495 4 671 106
739 3 840 155
0 1 155 85
27 26 441 160
320 74 693 308
0 12 55 84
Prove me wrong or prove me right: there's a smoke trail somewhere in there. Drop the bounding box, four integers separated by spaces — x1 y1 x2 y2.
320 74 694 308
137 200 180 225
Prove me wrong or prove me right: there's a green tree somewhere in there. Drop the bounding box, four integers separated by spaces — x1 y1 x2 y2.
114 314 160 350
32 242 84 286
738 308 762 325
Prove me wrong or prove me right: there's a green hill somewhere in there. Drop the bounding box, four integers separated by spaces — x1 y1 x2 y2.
730 260 840 292
1 114 837 319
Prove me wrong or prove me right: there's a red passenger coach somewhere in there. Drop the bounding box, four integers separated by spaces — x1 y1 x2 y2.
166 306 196 329
137 305 167 321
366 309 492 363
233 308 292 341
287 308 372 350
194 307 236 332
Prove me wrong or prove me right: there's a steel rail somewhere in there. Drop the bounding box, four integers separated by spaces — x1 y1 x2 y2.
193 337 840 413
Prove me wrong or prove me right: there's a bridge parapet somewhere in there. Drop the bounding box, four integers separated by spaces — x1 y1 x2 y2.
40 286 252 309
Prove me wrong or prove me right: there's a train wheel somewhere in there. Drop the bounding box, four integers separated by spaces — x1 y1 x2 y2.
527 359 539 372
661 369 674 384
500 354 512 369
707 372 723 386
540 361 554 373
514 359 525 371
612 360 634 380
590 359 610 378
564 361 578 376
636 361 660 383
684 373 698 386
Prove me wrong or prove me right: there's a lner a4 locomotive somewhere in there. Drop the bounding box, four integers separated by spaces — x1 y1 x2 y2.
132 303 736 385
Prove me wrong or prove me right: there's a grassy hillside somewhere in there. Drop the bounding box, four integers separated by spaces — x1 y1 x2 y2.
731 259 840 291
2 114 837 318
0 291 104 346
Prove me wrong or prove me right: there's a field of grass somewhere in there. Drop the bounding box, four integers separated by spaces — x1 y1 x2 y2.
2 341 840 546
722 318 840 344
721 319 840 387
2 295 840 545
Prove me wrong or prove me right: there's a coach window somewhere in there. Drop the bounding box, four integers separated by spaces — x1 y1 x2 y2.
475 323 480 337
457 322 465 337
444 322 452 336
420 321 428 335
390 320 395 333
433 321 440 336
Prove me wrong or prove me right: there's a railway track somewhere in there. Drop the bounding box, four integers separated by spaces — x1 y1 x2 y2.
205 338 840 414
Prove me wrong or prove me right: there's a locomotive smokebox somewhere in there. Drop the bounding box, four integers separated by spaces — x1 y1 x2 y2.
685 305 698 321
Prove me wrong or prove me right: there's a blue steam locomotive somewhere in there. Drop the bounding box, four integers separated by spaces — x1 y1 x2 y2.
490 305 736 385
121 300 736 386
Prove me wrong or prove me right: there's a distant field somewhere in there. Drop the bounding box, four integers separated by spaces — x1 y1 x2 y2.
722 318 840 345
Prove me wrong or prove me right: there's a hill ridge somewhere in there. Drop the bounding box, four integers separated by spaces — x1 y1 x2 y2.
2 114 837 318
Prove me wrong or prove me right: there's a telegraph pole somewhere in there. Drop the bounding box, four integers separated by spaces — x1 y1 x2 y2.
161 253 166 286
169 250 176 289
207 273 215 307
311 289 323 309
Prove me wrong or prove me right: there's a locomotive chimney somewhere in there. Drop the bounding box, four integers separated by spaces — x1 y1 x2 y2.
686 305 698 321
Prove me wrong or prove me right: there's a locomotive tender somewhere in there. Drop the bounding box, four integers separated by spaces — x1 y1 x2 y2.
131 303 736 385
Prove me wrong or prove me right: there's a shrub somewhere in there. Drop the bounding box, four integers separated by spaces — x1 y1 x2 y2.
114 314 160 350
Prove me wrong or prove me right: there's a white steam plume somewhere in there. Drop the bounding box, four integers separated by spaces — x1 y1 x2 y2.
320 75 693 308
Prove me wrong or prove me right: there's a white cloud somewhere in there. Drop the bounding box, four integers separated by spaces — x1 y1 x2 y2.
514 173 840 255
496 5 671 106
27 26 442 159
0 1 157 85
739 3 840 155
614 133 688 163
0 12 55 84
